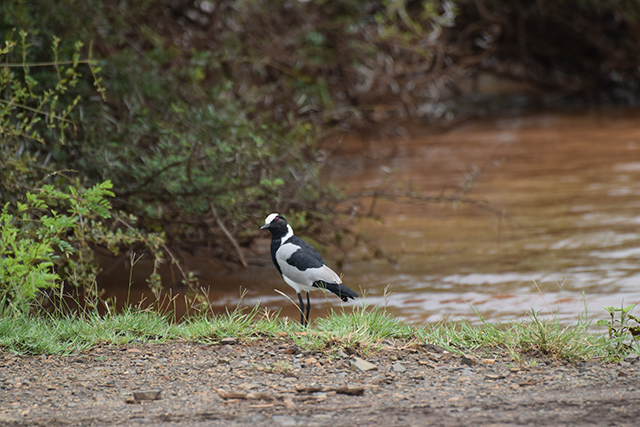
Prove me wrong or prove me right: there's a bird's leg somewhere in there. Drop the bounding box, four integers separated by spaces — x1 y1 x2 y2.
297 292 306 327
305 291 311 327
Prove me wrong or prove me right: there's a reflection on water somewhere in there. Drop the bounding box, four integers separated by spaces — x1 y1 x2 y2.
100 109 640 325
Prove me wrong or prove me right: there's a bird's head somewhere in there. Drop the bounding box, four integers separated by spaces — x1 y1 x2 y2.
260 213 293 239
260 213 287 230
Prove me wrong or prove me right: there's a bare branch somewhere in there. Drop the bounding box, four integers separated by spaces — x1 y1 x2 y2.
209 203 248 268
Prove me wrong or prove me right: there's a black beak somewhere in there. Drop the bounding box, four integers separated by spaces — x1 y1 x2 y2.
260 224 269 230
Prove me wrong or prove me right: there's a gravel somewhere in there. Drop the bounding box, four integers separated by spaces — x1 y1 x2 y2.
1 340 639 426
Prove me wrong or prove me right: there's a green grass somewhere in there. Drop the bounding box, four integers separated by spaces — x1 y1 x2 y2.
291 304 418 352
0 308 179 355
416 310 607 363
181 305 299 343
0 300 632 363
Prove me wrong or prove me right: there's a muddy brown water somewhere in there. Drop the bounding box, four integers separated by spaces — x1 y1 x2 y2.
100 108 640 326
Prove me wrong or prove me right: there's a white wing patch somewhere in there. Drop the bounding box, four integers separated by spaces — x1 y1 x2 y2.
276 242 341 290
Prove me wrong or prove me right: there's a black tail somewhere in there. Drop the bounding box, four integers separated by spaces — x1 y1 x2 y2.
313 281 358 302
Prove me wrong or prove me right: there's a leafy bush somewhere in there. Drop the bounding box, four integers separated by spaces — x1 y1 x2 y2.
0 180 168 313
0 29 103 204
452 0 640 102
0 1 459 259
0 31 171 311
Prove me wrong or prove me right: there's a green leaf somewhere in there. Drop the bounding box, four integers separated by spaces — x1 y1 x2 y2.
622 305 636 314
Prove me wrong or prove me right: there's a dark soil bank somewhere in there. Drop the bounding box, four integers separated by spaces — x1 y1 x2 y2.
1 340 639 426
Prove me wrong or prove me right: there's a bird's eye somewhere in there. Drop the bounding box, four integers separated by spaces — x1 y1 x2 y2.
273 217 279 221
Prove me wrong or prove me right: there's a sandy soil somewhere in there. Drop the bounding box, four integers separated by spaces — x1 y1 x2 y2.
1 339 639 426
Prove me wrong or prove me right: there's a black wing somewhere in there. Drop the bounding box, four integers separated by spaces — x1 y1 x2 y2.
285 236 325 270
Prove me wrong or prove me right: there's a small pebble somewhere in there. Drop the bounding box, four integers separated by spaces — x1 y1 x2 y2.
132 390 161 401
392 362 406 373
351 357 378 372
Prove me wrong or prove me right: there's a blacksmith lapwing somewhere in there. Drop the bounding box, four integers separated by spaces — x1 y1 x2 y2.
260 213 358 326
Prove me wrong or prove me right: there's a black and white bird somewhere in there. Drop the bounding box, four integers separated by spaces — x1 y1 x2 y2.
260 213 358 326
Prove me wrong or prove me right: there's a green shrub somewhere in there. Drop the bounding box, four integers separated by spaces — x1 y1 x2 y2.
0 31 168 312
0 180 168 313
0 1 457 256
0 29 103 204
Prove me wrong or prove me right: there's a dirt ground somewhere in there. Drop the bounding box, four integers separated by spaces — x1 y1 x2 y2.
1 339 639 426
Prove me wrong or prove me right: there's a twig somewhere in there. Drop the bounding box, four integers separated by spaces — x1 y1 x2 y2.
295 385 365 396
354 231 398 268
209 203 248 268
346 189 509 219
112 216 192 285
161 243 191 282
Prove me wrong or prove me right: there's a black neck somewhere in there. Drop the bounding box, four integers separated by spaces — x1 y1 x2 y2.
267 222 290 240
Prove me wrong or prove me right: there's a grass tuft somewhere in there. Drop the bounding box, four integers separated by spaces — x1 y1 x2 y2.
415 307 610 363
304 304 417 351
181 304 297 343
